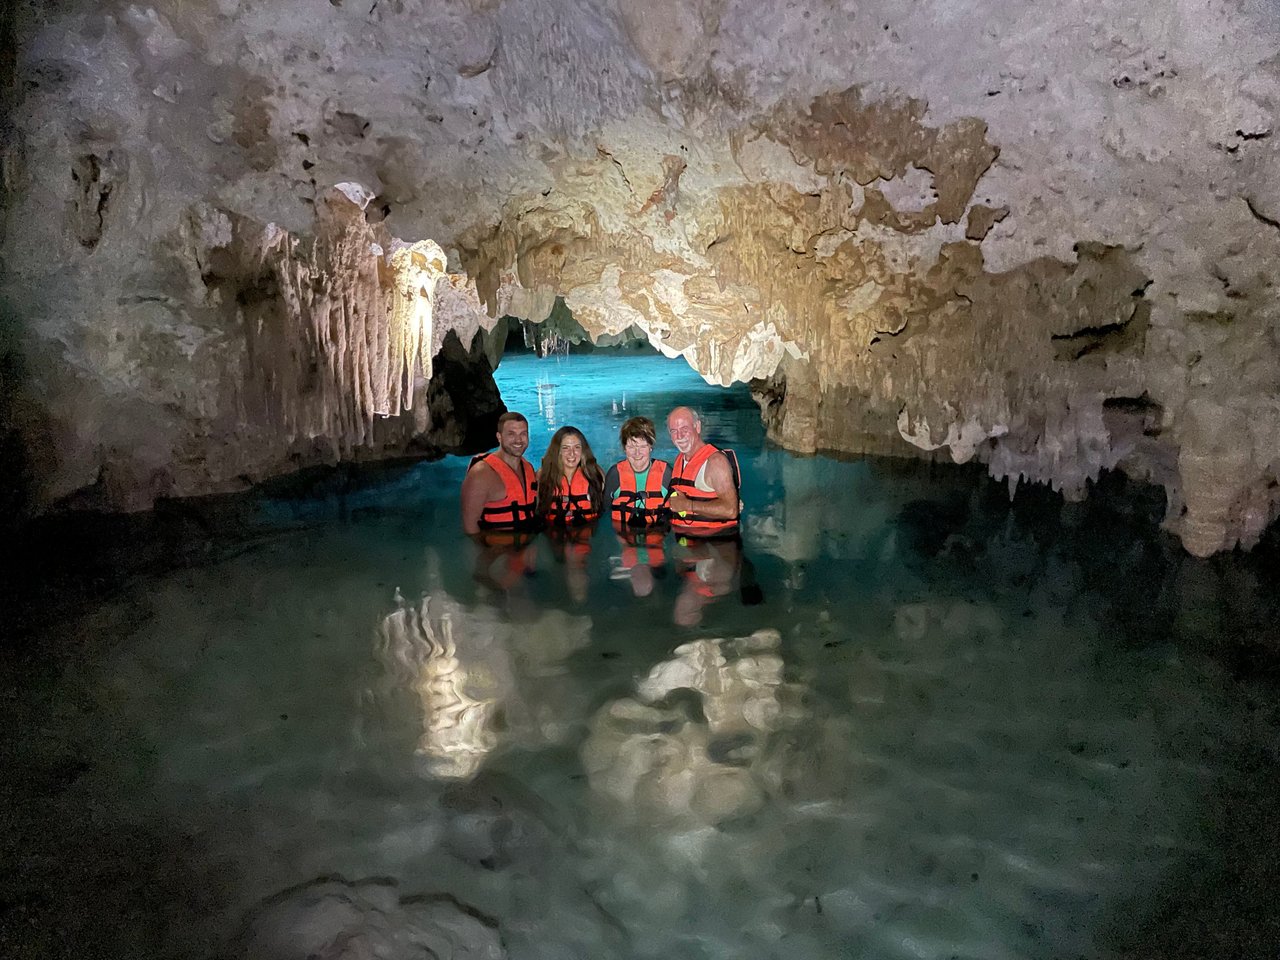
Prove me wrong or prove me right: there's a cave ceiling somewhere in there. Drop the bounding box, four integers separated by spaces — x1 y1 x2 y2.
2 0 1279 554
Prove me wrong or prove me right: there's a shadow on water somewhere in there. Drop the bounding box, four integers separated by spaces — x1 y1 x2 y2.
0 600 239 960
887 464 1280 959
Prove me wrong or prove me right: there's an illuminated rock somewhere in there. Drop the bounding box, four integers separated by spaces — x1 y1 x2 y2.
377 583 592 780
583 629 801 825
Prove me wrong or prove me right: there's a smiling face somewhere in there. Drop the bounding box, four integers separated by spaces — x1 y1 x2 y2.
624 436 653 473
667 408 700 456
559 433 583 473
497 419 529 460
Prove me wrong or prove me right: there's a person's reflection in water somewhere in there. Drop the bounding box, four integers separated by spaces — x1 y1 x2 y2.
672 535 742 626
471 529 541 621
610 529 666 598
548 526 593 604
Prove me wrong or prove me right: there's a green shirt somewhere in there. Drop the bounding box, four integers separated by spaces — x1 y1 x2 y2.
607 462 669 510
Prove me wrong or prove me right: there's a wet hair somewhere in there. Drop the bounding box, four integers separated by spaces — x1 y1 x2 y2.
536 426 605 519
496 411 528 430
619 416 656 448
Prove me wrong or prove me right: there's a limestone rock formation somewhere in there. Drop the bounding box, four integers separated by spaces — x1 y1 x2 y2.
3 0 1279 552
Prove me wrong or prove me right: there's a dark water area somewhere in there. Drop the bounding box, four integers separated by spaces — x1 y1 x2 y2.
1 351 1278 960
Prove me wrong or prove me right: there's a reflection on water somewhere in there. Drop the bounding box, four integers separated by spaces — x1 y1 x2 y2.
2 351 1279 960
380 590 503 780
744 456 826 569
672 536 743 626
378 561 593 779
585 629 798 825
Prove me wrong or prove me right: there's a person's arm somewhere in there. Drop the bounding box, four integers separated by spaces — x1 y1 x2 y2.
587 464 607 517
603 464 620 504
669 452 739 519
460 462 497 534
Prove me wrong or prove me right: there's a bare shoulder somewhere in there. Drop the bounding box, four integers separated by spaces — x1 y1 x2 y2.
705 450 734 485
463 458 500 492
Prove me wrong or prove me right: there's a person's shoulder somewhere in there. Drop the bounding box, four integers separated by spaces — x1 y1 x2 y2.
467 455 509 486
705 448 735 478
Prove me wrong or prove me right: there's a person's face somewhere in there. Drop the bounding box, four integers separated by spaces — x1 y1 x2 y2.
559 434 583 472
497 420 528 459
624 435 653 472
667 411 699 455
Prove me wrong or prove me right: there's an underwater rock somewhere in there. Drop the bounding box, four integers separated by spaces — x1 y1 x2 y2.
583 629 803 824
376 585 592 780
240 878 504 960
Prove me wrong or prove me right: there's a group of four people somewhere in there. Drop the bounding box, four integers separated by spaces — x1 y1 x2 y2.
460 405 741 543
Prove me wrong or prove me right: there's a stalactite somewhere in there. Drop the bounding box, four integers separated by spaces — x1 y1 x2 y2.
226 187 448 459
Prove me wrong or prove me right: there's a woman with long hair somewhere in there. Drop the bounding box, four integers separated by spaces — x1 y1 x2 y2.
536 425 605 527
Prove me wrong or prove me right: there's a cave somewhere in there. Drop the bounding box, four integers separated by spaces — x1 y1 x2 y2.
2 1 1280 958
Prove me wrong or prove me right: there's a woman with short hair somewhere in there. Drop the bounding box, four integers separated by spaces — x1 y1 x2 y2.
604 416 670 530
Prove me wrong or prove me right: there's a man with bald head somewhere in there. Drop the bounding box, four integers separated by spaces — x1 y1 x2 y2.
665 406 739 539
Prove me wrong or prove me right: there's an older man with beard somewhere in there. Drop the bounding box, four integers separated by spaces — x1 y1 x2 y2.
665 406 739 540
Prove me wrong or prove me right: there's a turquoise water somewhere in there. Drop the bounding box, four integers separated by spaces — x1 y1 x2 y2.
3 351 1278 959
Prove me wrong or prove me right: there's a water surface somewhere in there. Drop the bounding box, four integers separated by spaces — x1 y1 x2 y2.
2 351 1278 960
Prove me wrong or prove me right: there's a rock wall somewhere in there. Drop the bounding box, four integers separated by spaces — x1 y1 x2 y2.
1 169 507 513
2 0 1279 552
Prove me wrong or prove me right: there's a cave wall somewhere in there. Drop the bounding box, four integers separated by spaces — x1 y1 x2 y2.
1 0 1278 552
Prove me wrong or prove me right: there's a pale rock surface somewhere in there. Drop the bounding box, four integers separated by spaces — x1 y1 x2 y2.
3 0 1279 551
583 628 804 825
240 878 504 960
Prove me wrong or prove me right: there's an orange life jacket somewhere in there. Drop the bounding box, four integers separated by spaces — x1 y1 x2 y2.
547 470 598 526
472 452 538 530
610 459 669 529
670 443 739 539
475 527 539 550
475 538 537 590
548 522 593 563
614 525 667 569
